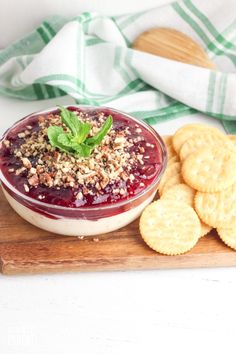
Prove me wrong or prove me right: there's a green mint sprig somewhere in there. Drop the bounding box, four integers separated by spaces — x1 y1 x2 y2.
47 106 113 157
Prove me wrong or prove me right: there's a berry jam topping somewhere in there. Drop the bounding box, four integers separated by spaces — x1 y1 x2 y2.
0 107 163 208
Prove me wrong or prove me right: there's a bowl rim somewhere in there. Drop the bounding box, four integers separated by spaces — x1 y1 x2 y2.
0 105 167 211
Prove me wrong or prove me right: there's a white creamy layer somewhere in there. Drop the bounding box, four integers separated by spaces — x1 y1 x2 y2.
3 188 156 236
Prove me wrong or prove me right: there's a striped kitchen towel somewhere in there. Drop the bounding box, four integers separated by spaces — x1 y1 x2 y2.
0 0 236 132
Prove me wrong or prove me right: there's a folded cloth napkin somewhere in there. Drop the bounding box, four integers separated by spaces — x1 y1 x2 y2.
1 0 236 132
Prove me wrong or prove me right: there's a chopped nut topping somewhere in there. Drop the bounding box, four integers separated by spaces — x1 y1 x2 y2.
119 188 126 195
24 184 29 192
11 111 148 199
28 174 39 186
15 151 22 157
3 140 10 147
76 192 83 200
146 143 154 148
139 146 145 153
30 167 37 174
130 174 135 182
21 157 32 169
15 167 26 175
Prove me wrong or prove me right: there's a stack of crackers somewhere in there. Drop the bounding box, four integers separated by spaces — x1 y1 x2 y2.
140 123 236 255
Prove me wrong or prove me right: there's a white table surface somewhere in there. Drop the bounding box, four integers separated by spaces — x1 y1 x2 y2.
1 1 236 353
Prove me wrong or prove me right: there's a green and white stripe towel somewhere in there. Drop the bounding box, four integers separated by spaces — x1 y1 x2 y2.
1 0 236 132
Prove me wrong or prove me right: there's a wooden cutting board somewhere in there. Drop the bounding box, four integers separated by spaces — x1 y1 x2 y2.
132 28 216 69
0 189 236 275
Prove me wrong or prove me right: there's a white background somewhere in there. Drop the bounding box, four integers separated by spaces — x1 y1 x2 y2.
0 1 235 354
0 0 172 47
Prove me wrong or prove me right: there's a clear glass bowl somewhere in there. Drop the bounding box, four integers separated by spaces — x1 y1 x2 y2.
0 106 167 236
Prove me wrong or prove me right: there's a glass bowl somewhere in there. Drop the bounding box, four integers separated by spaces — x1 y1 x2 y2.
0 106 167 236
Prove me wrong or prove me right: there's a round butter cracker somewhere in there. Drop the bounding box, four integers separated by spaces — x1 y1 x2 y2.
195 183 236 228
163 135 173 147
217 227 236 250
200 222 212 238
167 155 179 166
179 132 234 161
161 183 211 237
139 200 201 255
158 162 181 195
161 183 195 206
161 174 184 196
182 147 236 192
173 124 223 154
166 144 176 160
229 135 236 144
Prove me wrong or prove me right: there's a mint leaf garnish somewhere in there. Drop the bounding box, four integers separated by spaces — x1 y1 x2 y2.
47 126 73 153
73 143 93 157
59 106 82 136
57 133 74 147
86 115 113 147
47 107 113 157
48 126 64 146
71 122 91 145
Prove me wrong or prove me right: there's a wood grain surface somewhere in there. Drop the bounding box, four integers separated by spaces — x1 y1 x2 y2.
0 189 235 275
132 28 216 69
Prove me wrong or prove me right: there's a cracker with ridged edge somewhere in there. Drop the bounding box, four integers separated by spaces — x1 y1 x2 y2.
217 227 236 250
172 124 224 154
161 183 195 206
200 223 212 238
161 184 211 237
167 155 179 166
139 200 201 255
161 173 184 196
166 144 176 160
163 135 173 147
182 147 236 192
229 135 236 144
158 162 181 195
195 183 236 228
179 132 235 161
